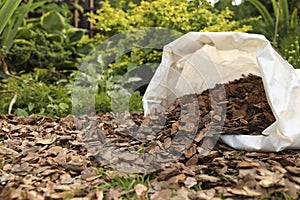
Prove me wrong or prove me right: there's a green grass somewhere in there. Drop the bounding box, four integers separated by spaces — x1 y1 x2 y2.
260 190 296 200
94 169 152 199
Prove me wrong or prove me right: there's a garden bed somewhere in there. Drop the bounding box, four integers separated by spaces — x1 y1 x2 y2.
0 75 299 199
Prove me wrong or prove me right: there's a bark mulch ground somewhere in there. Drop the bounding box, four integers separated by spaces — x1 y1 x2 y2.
0 74 300 199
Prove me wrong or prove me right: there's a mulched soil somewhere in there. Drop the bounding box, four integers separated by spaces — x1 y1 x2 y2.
1 74 300 199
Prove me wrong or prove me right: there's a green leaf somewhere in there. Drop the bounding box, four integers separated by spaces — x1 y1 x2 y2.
271 0 279 18
41 11 65 32
67 28 86 44
16 28 34 40
0 0 22 34
47 95 54 102
112 75 124 82
47 104 58 110
14 108 29 117
59 102 69 110
28 102 35 111
290 8 298 29
279 0 289 30
76 43 94 56
247 0 274 29
72 2 84 14
29 1 46 11
1 0 33 50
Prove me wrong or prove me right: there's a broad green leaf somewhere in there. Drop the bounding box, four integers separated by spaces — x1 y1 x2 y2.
76 43 94 56
41 11 65 32
67 28 86 44
16 28 34 40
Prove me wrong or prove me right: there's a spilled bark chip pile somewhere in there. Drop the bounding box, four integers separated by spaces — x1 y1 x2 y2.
1 74 299 199
89 74 276 171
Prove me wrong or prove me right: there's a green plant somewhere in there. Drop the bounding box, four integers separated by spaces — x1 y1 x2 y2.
246 0 300 68
0 0 34 48
129 91 143 112
0 156 17 170
260 189 295 200
0 69 71 117
246 0 299 44
215 0 260 20
4 2 93 75
80 0 257 113
0 0 40 114
0 0 37 79
281 36 300 68
95 170 151 199
72 69 144 114
90 0 254 39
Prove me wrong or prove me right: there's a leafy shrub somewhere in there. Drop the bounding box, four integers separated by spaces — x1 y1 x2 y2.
1 0 262 116
280 35 300 68
246 0 299 44
244 0 300 68
90 0 254 39
72 66 144 115
0 69 71 117
215 0 260 20
0 67 144 117
80 0 258 112
4 3 93 75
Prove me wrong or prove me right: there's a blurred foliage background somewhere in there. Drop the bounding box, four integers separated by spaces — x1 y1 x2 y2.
0 0 299 117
